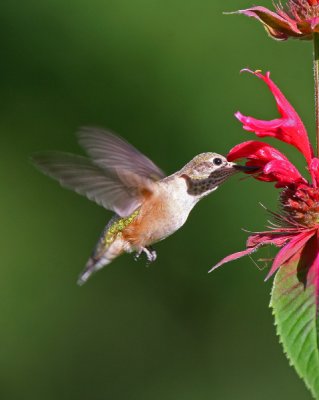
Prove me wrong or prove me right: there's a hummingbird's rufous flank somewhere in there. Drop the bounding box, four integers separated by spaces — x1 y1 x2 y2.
32 128 254 285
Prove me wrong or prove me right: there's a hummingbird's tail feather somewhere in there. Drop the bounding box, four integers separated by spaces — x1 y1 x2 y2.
77 256 110 286
77 236 125 286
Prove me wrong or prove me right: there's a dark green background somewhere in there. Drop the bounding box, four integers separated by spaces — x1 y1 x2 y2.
1 0 314 399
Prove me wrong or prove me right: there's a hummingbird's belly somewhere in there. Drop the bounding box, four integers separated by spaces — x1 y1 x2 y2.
145 213 187 244
123 195 193 247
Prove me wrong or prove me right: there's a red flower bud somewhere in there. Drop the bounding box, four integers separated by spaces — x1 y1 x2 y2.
233 1 319 40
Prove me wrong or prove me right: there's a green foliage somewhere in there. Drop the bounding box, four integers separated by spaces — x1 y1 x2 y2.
271 260 319 399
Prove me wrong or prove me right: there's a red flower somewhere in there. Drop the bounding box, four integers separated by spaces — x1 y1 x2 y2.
233 1 319 40
210 70 319 283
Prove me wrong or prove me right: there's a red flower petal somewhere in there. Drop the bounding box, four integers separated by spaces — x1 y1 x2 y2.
309 157 319 187
228 140 288 163
208 246 258 273
235 70 314 165
309 16 319 30
298 232 319 300
247 232 296 247
264 159 306 188
265 229 316 280
209 231 295 272
227 140 306 187
235 6 302 40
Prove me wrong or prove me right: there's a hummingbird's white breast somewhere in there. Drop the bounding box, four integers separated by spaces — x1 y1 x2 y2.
123 176 201 247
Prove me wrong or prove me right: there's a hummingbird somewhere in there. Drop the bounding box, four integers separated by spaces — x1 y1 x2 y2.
32 127 253 285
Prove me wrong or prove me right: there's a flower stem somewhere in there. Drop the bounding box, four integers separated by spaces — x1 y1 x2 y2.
313 32 319 156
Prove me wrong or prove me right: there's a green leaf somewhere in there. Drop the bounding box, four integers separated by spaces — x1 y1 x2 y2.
270 258 319 399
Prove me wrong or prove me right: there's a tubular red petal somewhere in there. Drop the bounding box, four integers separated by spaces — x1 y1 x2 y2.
265 230 316 280
236 7 302 39
209 247 258 273
210 231 294 272
247 232 295 247
235 112 283 133
236 71 314 165
309 157 319 187
310 16 319 29
299 232 319 307
264 160 306 187
227 140 305 186
228 140 290 162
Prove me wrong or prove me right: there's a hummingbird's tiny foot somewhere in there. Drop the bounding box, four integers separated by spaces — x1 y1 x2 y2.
143 246 157 263
150 248 157 262
134 250 142 262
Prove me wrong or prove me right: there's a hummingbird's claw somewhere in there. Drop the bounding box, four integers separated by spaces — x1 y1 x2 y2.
134 250 142 262
134 246 157 264
144 246 157 264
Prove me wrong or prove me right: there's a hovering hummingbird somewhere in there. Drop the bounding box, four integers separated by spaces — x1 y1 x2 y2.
32 128 253 285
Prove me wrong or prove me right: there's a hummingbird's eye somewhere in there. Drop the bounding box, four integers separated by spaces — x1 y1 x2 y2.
213 157 223 166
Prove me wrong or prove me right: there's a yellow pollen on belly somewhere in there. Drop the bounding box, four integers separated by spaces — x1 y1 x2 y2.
103 210 140 247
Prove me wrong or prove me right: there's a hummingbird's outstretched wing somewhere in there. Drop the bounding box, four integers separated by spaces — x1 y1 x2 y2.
77 127 165 181
31 152 145 217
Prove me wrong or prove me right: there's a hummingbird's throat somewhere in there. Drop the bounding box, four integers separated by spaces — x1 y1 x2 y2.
182 171 232 196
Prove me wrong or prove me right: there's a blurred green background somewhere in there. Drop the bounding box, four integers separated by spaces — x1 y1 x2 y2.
1 0 315 399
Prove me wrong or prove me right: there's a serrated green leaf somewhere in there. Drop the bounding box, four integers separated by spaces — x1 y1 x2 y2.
270 258 319 399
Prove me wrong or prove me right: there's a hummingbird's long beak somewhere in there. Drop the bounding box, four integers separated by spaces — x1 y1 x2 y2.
232 164 260 172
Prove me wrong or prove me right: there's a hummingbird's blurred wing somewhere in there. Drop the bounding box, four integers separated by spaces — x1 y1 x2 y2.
32 152 145 217
77 127 165 181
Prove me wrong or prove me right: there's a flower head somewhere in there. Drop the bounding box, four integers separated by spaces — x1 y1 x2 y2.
234 1 319 40
210 70 319 284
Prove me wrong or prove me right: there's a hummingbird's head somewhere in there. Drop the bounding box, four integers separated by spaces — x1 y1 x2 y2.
180 152 254 198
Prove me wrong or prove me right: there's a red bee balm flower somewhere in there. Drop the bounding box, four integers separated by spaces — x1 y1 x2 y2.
210 70 319 283
234 1 319 40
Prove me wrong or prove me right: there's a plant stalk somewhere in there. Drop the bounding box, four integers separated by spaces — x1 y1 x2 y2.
313 32 319 156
